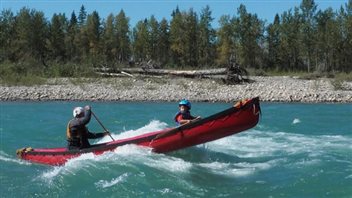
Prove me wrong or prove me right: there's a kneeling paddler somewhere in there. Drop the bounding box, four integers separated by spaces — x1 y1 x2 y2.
67 105 109 150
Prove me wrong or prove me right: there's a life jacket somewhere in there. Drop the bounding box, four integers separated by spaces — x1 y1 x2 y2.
66 119 89 148
174 111 194 125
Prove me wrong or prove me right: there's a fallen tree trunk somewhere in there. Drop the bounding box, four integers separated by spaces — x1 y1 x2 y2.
94 67 227 78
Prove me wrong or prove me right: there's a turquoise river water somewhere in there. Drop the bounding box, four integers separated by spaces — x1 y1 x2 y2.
0 101 351 197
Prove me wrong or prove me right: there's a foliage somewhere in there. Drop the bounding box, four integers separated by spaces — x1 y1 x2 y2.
0 0 352 84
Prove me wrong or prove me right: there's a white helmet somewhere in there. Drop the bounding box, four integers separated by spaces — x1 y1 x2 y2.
73 107 84 117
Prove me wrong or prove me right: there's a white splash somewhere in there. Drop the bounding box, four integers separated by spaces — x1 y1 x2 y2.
158 188 173 195
95 173 129 188
198 161 254 177
41 167 63 180
38 142 191 183
198 159 284 178
115 144 192 173
292 118 301 124
0 150 31 165
39 152 102 182
97 120 168 144
204 129 352 162
36 122 352 182
145 155 192 173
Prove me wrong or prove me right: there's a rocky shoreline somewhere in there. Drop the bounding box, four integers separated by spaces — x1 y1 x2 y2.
1 76 351 103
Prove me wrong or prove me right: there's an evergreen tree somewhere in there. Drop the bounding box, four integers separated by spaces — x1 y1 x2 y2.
132 19 149 62
157 18 170 66
315 8 338 72
12 8 34 61
66 11 79 61
12 8 48 68
0 9 15 62
184 8 198 67
266 14 281 70
340 0 352 72
115 10 131 63
101 14 118 65
86 11 101 59
1 2 351 75
78 5 87 27
198 5 215 67
300 0 317 72
216 15 234 66
148 15 159 61
236 4 264 69
48 13 66 61
169 6 185 66
278 8 302 71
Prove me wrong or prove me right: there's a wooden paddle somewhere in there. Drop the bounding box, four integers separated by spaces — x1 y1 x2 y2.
91 111 115 141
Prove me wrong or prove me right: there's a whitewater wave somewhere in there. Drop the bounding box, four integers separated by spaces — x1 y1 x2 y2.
96 120 168 144
0 150 31 165
36 120 352 183
38 145 191 184
95 173 129 188
292 118 301 124
205 129 352 157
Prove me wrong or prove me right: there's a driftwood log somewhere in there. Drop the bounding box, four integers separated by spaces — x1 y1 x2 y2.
95 67 227 78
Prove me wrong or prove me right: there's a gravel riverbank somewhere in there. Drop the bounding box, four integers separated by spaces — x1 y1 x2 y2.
1 76 351 103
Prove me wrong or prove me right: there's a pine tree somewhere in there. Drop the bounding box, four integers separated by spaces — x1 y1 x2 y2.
132 19 149 62
115 10 131 63
184 8 198 67
198 5 215 67
86 11 101 59
157 18 170 66
66 11 79 62
0 9 15 62
341 0 352 72
48 13 66 61
267 14 281 70
148 15 159 61
315 8 338 72
169 6 185 66
101 14 118 65
300 0 317 72
236 4 264 69
278 8 302 71
12 8 48 68
216 15 234 66
78 5 87 27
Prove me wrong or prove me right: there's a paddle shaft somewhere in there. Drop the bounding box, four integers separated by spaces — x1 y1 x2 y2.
91 111 115 141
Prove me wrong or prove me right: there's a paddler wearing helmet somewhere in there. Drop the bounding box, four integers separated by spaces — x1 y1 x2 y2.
174 99 201 125
66 105 109 150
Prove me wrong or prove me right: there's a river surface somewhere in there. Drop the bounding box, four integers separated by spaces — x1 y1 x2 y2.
0 101 351 197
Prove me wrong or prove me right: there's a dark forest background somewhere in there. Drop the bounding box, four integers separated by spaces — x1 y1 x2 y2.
1 0 351 83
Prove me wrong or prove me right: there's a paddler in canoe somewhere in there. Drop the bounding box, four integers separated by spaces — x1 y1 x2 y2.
174 99 201 125
67 105 110 150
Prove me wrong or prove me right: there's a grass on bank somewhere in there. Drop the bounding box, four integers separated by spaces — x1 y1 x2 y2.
247 68 352 90
0 62 98 86
250 68 351 80
1 62 351 90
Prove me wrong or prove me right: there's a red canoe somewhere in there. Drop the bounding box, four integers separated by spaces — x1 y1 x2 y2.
16 97 261 166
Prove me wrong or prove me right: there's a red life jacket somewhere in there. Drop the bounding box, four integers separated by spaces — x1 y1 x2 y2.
174 111 195 125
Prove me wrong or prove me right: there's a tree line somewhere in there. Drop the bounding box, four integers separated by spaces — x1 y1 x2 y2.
0 0 351 78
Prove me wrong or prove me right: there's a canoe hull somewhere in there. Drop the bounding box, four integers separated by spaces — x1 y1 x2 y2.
17 97 260 166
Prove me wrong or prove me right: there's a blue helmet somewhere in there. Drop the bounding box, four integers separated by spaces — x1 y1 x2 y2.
179 99 191 109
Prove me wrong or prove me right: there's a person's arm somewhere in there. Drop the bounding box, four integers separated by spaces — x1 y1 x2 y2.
86 131 109 139
193 116 201 120
176 114 188 125
178 119 191 125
